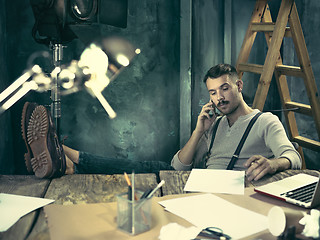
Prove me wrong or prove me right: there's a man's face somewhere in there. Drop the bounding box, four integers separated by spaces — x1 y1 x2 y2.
206 75 243 116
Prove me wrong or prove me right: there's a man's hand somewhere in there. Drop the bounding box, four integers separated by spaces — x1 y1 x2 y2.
177 101 217 166
195 102 216 134
244 155 291 181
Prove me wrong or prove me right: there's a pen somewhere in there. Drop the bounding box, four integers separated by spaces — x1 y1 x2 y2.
145 180 165 199
131 171 135 234
141 189 153 199
124 172 138 200
136 180 165 211
124 172 131 185
131 171 135 201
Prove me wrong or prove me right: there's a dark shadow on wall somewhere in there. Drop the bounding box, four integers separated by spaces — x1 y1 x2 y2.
2 0 181 174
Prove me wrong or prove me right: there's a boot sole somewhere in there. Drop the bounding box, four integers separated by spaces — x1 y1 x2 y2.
27 105 53 178
21 102 33 173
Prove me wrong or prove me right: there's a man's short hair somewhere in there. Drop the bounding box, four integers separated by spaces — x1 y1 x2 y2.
203 63 239 83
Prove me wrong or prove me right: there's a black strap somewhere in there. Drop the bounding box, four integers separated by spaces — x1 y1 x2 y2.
203 117 222 166
226 112 263 170
208 117 222 153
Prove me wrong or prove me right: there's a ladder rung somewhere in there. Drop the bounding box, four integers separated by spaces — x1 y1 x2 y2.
275 65 304 78
238 63 263 74
293 136 320 152
285 101 312 116
238 63 305 79
251 23 292 37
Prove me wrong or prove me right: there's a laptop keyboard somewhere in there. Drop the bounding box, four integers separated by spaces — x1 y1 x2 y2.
280 182 317 203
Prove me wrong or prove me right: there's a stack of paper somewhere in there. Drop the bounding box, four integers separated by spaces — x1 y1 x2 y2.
184 169 245 195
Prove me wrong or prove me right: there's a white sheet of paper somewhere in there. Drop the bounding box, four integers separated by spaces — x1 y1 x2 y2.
0 193 54 232
158 193 268 239
159 223 202 240
184 169 245 195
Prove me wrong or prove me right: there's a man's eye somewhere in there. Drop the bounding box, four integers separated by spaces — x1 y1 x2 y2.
211 92 216 95
222 87 228 91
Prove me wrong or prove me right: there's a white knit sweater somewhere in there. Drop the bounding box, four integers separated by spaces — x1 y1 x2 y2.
171 109 302 170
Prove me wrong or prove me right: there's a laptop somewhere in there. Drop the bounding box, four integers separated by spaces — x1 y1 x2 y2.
254 173 320 208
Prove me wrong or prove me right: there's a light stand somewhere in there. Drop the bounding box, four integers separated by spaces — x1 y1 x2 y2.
0 37 140 119
51 43 64 139
0 65 51 115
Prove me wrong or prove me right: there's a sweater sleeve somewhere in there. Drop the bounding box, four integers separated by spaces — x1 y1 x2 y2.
171 150 193 170
171 128 211 170
260 113 302 169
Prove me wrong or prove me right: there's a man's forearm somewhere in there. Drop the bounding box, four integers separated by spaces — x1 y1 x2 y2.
178 130 204 165
276 157 292 172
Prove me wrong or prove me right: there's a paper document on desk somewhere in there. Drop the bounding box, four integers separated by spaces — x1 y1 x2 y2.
158 193 268 239
0 193 54 232
184 169 245 194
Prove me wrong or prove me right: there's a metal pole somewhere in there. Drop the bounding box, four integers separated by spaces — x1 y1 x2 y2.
51 43 63 139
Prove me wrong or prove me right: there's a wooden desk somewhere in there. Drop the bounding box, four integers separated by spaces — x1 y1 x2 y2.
1 169 319 240
0 173 159 240
160 169 320 195
0 175 49 240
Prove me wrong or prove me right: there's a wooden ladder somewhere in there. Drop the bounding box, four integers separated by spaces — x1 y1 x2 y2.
236 0 320 169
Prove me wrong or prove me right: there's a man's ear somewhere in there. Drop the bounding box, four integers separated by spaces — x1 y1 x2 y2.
236 79 243 92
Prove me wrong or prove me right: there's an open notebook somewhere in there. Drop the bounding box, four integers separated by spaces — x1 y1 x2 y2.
254 173 320 208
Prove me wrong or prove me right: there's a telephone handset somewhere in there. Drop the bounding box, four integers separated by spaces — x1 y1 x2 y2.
209 100 220 117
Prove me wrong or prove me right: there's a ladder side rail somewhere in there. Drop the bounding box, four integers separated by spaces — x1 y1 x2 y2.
252 0 294 110
262 5 306 168
289 2 320 139
261 1 299 140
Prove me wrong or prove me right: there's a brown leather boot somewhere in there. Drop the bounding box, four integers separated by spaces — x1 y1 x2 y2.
21 102 38 173
22 103 66 178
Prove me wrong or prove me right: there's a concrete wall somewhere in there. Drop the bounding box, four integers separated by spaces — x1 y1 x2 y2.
1 0 180 174
0 0 14 174
60 1 181 163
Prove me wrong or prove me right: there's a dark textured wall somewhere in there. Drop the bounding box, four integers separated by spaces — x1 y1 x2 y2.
191 0 224 128
0 0 14 174
60 1 181 162
1 0 180 174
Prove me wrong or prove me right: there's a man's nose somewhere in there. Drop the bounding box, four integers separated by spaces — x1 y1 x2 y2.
216 91 224 101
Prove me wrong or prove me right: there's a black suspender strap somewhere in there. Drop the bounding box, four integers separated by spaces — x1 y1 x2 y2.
209 117 222 153
203 117 222 164
226 112 263 170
